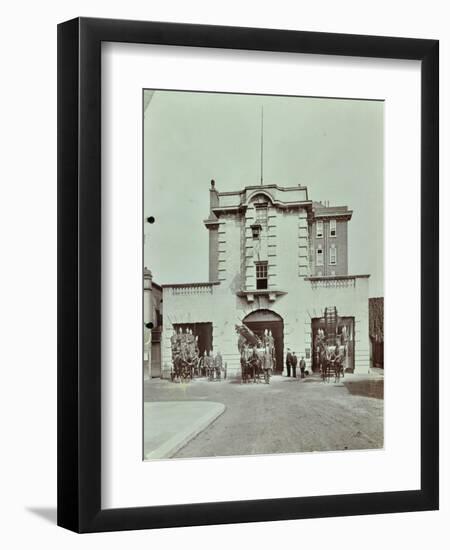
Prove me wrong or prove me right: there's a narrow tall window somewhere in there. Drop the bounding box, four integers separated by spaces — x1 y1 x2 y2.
255 203 268 226
329 219 337 237
330 244 337 265
316 245 323 266
255 261 268 289
316 220 323 238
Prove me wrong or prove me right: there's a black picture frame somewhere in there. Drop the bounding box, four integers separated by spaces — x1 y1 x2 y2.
57 17 439 533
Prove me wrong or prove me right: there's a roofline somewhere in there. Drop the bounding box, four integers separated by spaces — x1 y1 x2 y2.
212 200 313 215
313 210 353 220
217 183 308 197
305 274 370 281
161 281 221 288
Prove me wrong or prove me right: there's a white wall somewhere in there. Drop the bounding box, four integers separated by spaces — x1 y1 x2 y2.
1 1 448 549
308 277 371 372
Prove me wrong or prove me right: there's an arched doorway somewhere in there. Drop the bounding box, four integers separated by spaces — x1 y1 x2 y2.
242 309 284 374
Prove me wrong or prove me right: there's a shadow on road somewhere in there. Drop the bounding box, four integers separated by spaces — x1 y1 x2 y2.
344 379 384 399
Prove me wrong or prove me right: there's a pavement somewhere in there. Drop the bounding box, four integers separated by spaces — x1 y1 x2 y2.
144 371 384 460
144 401 225 460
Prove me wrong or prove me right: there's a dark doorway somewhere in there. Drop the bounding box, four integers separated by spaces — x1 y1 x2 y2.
173 322 213 357
242 309 284 374
311 315 355 373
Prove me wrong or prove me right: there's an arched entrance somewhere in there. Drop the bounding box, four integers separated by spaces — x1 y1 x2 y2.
242 309 284 374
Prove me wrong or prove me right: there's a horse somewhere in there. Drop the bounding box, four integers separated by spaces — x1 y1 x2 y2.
239 344 273 384
317 337 346 383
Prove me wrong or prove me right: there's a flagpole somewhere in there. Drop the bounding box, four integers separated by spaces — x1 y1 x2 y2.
260 106 264 185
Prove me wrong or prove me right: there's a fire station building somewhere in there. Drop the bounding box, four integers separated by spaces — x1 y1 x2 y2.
158 180 371 378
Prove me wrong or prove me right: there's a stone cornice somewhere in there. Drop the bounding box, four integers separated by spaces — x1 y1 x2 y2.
236 289 287 303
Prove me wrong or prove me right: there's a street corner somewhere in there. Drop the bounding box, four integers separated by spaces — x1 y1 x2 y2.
144 401 225 460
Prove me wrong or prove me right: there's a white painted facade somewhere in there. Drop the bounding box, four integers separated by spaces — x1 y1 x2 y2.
161 183 370 378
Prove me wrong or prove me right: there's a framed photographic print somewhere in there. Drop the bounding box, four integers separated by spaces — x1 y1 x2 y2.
57 17 439 533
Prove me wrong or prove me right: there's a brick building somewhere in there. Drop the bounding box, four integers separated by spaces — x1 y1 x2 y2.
159 180 371 378
310 202 351 277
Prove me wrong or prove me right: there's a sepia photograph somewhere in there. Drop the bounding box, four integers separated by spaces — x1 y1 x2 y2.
142 90 384 461
53 12 438 537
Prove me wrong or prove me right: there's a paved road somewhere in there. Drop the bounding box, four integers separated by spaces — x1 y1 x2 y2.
144 374 383 459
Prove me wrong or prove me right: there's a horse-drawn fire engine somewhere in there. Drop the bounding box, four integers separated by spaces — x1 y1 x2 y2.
170 327 198 382
235 324 275 384
170 327 226 382
315 307 348 383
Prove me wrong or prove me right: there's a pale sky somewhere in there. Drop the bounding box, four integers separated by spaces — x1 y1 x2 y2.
144 90 384 297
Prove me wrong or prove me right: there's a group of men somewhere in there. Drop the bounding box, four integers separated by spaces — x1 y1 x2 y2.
285 348 306 378
200 350 223 378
